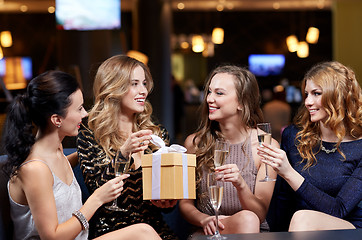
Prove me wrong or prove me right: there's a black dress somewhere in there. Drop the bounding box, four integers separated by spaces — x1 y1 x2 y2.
77 122 177 239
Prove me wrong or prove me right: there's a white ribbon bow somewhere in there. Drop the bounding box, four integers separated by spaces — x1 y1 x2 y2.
150 135 187 153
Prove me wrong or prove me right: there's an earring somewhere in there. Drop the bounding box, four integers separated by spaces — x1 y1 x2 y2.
237 107 242 111
57 124 61 128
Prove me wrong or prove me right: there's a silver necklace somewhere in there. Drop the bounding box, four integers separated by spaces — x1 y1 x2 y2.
321 144 337 154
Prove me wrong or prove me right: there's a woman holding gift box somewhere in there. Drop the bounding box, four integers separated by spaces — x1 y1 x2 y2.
3 70 162 240
77 55 178 239
179 65 279 236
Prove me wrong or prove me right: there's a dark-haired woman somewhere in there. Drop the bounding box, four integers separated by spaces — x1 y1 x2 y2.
4 70 161 239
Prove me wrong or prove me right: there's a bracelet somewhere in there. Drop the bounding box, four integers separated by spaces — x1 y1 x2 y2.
72 210 89 230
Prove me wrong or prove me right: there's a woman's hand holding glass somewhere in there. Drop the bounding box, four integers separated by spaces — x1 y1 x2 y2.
215 164 243 189
93 174 129 205
257 143 293 178
257 123 276 182
201 214 227 236
105 150 131 211
257 143 305 191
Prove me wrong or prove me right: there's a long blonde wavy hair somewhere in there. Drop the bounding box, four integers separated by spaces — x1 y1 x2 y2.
88 55 163 159
294 61 362 169
192 65 264 190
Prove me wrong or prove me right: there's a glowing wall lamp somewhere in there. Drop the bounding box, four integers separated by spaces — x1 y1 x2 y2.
0 46 3 59
306 27 319 44
212 27 224 44
0 31 13 48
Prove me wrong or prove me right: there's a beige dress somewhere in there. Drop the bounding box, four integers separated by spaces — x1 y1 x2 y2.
196 136 269 231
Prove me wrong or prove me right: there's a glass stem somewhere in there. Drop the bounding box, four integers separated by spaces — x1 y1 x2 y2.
215 208 220 236
112 198 117 207
265 163 269 178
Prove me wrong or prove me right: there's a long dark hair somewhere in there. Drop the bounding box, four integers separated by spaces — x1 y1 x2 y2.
3 70 79 176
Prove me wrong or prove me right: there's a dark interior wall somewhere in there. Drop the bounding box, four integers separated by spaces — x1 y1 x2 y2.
173 10 332 89
0 9 332 145
1 10 332 97
56 30 113 107
0 13 57 76
1 9 332 97
0 11 133 110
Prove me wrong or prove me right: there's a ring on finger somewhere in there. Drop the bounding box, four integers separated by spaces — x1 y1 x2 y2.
139 141 144 146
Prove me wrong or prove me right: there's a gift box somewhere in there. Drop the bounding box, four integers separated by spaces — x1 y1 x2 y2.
142 152 196 200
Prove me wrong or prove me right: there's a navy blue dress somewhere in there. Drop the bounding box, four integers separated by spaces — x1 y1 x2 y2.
268 125 362 231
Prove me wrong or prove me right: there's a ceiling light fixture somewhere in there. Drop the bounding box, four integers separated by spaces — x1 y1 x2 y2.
306 27 319 44
20 5 28 12
48 6 55 14
192 35 204 53
216 4 224 12
0 31 12 48
177 2 185 10
212 27 224 44
297 41 309 58
286 35 298 52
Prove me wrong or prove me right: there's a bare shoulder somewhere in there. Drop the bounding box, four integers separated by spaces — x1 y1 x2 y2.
10 160 54 204
18 160 53 185
184 133 198 154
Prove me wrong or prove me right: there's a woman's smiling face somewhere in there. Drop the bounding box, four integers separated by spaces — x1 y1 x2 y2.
206 73 241 122
304 79 328 123
120 65 149 116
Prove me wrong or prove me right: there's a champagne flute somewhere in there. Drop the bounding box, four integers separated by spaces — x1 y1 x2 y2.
214 139 230 168
207 172 226 240
257 123 276 182
105 150 130 211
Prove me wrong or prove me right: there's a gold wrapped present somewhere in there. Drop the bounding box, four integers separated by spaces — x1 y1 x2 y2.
142 152 196 200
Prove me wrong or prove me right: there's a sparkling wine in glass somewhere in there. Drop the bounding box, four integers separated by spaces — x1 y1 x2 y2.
105 151 130 211
114 160 130 177
257 123 276 182
214 139 230 168
207 172 226 240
